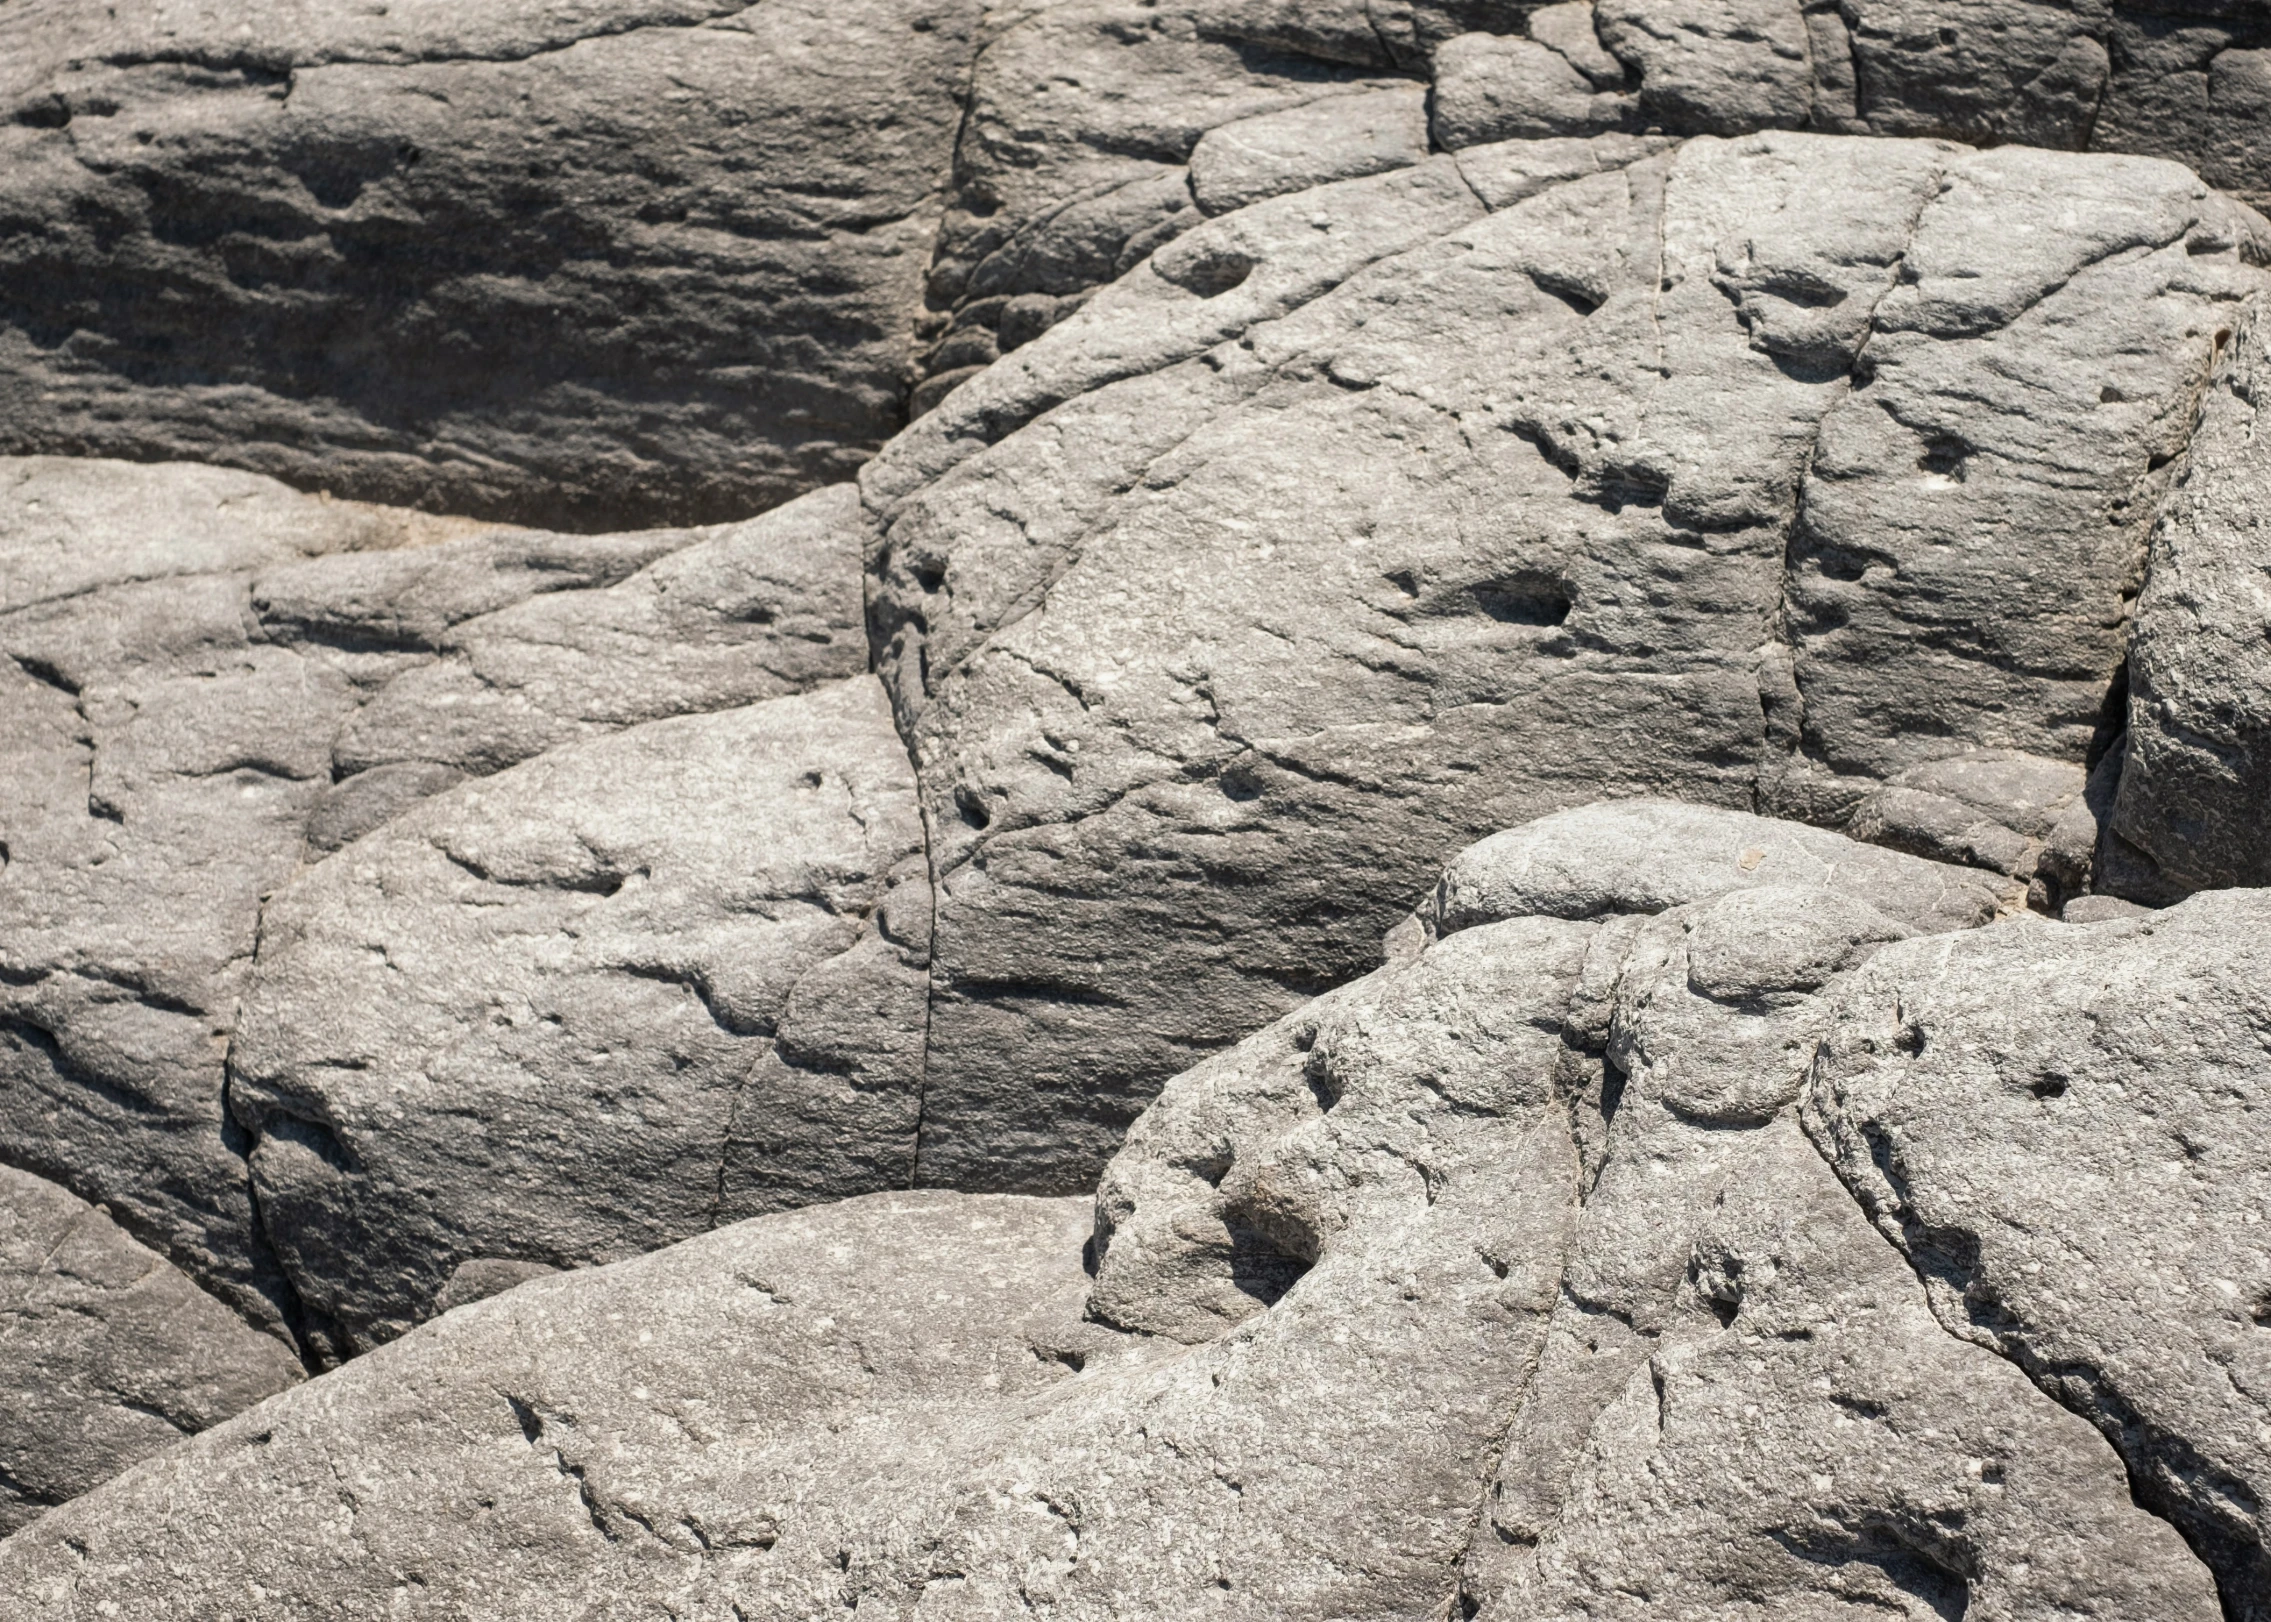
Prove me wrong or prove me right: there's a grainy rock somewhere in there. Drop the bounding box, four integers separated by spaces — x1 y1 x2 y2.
1432 0 2271 212
230 675 928 1356
1188 85 1432 217
0 0 980 528
3 803 2225 1618
2111 305 2271 894
0 458 871 1349
0 1163 301 1536
1806 887 2271 1619
0 1191 1123 1616
867 131 2261 1193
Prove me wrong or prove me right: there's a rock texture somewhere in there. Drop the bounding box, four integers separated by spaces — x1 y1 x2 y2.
0 1163 301 1535
10 0 2269 524
870 129 2269 1192
2110 303 2271 895
0 457 871 1350
2 802 2242 1620
233 674 930 1358
0 0 980 527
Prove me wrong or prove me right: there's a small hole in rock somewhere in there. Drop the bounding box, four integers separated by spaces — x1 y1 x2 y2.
2029 1075 2068 1099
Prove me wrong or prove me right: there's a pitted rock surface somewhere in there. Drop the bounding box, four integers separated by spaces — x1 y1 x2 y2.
868 129 2268 1192
0 802 2241 1620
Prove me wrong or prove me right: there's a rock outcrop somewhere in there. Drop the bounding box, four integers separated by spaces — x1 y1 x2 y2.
871 129 2268 1192
0 457 874 1351
4 802 2247 1620
6 0 2271 1571
0 1163 302 1536
8 0 2268 527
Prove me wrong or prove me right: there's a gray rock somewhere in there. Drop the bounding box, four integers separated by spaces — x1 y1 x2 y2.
0 458 525 1338
867 132 2255 1194
0 0 980 528
1434 798 2009 934
1491 1120 2219 1622
2111 305 2271 894
0 1163 302 1536
1432 30 1636 145
1805 887 2271 1619
0 458 873 1350
1432 0 2271 214
0 1191 1122 1616
230 675 928 1356
3 801 2227 1618
1189 85 1431 217
1847 746 2094 901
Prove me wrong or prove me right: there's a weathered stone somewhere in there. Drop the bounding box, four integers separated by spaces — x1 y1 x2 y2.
1806 888 2271 1618
0 1191 1121 1616
6 802 2228 1618
0 458 872 1350
2112 305 2271 894
0 1163 301 1536
1189 86 1431 216
1432 30 1635 145
869 133 2249 1193
0 0 981 528
1432 0 2271 215
230 675 928 1356
1489 1121 2219 1622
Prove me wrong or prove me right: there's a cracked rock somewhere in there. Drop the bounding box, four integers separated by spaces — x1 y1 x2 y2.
0 1163 303 1537
1805 886 2271 1620
2112 304 2271 895
230 674 928 1356
5 800 2231 1619
0 457 871 1353
870 130 2258 1194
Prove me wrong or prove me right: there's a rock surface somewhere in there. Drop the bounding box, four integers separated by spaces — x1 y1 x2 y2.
870 129 2268 1193
0 0 980 527
0 1163 302 1536
1807 886 2271 1618
0 457 869 1350
1 802 2238 1620
233 674 929 1358
2111 304 2271 895
10 0 2269 521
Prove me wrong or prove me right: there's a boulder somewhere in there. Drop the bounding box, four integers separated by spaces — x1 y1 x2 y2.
0 1164 302 1536
867 130 2267 1193
1 801 2231 1619
0 0 981 527
0 458 869 1348
1807 886 2271 1617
